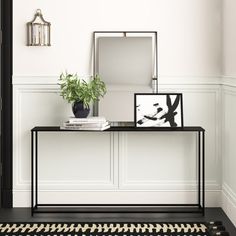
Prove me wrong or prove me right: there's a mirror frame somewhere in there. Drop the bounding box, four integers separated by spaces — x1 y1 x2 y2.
93 31 158 117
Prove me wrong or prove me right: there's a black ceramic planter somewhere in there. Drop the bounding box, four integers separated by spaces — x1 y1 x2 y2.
72 101 90 118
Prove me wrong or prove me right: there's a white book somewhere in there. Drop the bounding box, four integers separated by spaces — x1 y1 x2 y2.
61 125 110 131
64 121 109 128
69 116 106 124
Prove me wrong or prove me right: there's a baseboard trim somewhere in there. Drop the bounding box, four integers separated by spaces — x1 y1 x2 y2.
222 185 236 227
13 190 221 208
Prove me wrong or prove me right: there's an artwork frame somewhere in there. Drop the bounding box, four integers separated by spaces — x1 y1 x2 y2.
134 93 184 128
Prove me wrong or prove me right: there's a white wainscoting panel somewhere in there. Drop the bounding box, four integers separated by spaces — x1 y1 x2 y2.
222 82 236 226
119 132 197 190
38 132 117 189
13 77 221 207
222 86 236 194
159 85 221 191
13 85 71 190
13 85 117 189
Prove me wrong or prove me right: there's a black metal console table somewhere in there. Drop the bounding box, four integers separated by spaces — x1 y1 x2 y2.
31 124 205 216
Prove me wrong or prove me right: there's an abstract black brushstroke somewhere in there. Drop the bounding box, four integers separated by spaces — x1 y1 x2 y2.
137 103 163 125
160 95 180 127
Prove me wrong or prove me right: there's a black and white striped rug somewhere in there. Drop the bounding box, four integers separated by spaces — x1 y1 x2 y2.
0 222 229 236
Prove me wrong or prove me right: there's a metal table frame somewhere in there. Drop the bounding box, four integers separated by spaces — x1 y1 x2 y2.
31 125 205 216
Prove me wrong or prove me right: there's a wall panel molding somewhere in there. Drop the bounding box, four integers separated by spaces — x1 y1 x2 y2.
13 85 118 191
119 132 220 190
222 85 236 226
222 76 236 88
13 75 221 86
13 78 222 206
13 86 58 189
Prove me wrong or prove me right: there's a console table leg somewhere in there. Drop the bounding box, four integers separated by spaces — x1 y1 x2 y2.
31 130 34 216
35 131 38 209
202 130 205 216
198 131 201 209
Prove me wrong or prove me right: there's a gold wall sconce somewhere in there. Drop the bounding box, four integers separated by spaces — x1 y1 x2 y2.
27 9 51 46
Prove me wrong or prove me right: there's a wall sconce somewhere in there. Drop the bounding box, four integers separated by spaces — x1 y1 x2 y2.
27 9 51 46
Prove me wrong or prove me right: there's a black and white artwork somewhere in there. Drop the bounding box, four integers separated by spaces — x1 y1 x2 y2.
135 93 183 127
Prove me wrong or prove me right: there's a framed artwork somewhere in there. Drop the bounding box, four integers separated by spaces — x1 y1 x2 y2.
134 93 183 127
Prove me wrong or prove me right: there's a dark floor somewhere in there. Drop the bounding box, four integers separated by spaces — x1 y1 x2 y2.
0 207 235 235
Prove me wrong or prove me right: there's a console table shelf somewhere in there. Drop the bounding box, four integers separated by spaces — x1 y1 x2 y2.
31 124 205 216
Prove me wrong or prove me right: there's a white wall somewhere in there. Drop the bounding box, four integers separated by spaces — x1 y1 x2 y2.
222 0 236 76
13 0 222 207
13 0 222 78
222 0 236 226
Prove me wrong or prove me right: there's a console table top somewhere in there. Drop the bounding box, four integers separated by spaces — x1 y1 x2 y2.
32 122 205 132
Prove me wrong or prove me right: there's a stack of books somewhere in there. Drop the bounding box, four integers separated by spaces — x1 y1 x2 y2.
61 116 110 131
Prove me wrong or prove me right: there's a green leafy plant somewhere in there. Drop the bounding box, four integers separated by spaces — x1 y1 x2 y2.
59 72 106 108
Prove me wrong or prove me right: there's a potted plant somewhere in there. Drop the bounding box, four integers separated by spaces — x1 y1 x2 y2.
59 72 106 118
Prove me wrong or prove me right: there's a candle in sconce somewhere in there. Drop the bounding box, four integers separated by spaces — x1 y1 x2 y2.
152 78 157 93
38 25 41 45
35 25 39 45
32 25 36 45
42 25 46 45
28 25 31 45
